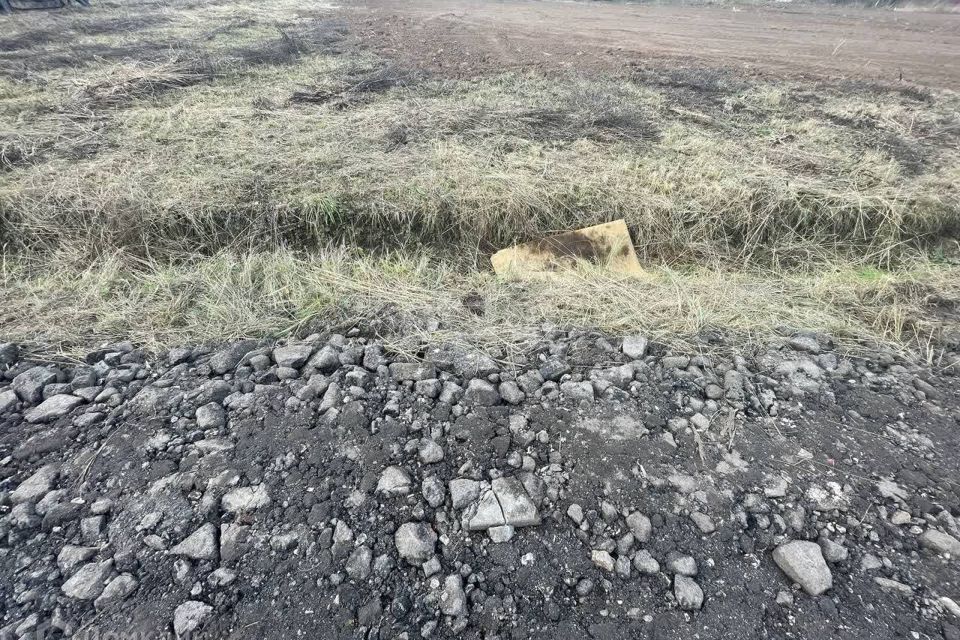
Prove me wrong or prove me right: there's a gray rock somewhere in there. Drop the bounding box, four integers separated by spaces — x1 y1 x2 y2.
818 536 848 563
539 358 570 381
560 381 594 402
10 464 58 504
860 553 882 571
622 336 648 359
421 476 445 508
173 600 213 637
208 568 237 587
362 345 388 370
449 479 481 510
81 515 106 543
633 550 660 575
492 476 539 526
674 575 704 610
346 545 373 580
466 490 505 530
318 382 342 412
498 381 525 405
0 342 18 365
418 439 445 464
209 340 257 374
308 345 340 373
667 554 697 576
772 540 833 595
273 344 313 368
488 525 515 543
788 335 821 354
874 577 913 595
94 574 138 610
389 362 436 381
57 545 98 575
0 389 17 414
220 524 249 563
920 529 960 557
222 485 271 514
451 351 499 378
440 574 467 617
61 560 114 600
626 512 652 542
395 522 437 565
196 403 227 430
12 366 57 404
463 379 500 406
376 466 412 496
690 512 715 534
567 503 585 525
170 523 218 561
591 550 615 572
516 370 545 394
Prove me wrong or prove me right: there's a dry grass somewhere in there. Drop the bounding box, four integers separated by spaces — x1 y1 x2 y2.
2 249 958 359
0 0 958 355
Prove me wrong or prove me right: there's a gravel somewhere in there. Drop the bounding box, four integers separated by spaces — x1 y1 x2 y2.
0 331 957 639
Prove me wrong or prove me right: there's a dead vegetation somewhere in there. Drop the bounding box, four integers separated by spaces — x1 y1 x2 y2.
0 0 957 355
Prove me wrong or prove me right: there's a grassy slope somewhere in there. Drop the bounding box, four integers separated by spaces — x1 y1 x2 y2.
0 0 958 355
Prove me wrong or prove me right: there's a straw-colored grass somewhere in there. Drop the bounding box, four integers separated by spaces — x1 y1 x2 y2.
1 0 958 355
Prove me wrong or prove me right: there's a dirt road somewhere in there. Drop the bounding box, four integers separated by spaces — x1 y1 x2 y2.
344 0 960 87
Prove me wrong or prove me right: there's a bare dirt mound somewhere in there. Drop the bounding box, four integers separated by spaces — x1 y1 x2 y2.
343 0 960 87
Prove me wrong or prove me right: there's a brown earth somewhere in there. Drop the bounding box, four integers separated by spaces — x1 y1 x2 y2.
340 0 960 87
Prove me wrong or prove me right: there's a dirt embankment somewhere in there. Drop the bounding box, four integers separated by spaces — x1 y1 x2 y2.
342 0 960 87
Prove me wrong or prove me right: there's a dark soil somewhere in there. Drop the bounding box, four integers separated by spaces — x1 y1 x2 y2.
0 331 958 639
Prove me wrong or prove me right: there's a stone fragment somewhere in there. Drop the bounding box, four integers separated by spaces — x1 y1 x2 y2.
772 541 833 596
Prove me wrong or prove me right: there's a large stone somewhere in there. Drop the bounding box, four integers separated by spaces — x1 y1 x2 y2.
346 545 373 580
195 403 227 430
376 466 412 496
492 476 539 526
463 379 500 406
466 490 505 530
921 529 960 557
498 381 525 405
307 346 340 373
10 464 58 504
622 336 648 359
418 439 445 464
61 560 114 600
389 362 436 382
94 574 139 610
421 476 445 508
24 394 83 423
440 574 467 617
0 342 18 365
674 575 704 610
394 522 437 565
221 485 271 514
173 600 213 637
273 344 313 368
772 540 833 595
560 381 594 402
0 389 17 414
449 479 481 510
170 523 218 561
12 366 57 404
625 512 652 543
209 340 257 374
57 545 98 575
